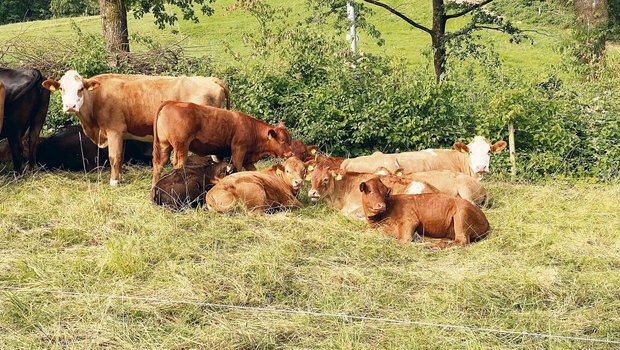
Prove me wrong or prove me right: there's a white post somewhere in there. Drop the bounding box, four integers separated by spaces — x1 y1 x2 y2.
346 0 357 53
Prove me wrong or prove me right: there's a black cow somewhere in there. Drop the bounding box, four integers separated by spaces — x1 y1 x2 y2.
152 162 234 211
0 68 50 172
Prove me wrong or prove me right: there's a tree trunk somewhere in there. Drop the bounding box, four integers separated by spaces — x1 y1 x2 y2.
431 0 447 83
99 0 129 67
574 0 608 29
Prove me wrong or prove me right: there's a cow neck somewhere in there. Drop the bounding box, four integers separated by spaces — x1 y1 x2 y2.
326 172 366 210
452 150 475 177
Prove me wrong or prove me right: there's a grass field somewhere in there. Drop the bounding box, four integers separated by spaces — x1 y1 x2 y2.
0 165 619 348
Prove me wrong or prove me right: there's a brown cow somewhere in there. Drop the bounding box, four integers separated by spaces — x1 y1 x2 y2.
152 161 234 211
206 157 306 213
290 140 320 162
42 70 231 185
374 167 488 207
341 136 507 180
151 101 293 188
360 176 490 247
307 164 437 219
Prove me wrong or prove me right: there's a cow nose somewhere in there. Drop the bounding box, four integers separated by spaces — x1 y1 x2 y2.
292 179 302 188
64 104 77 112
308 189 319 200
476 165 488 173
283 151 293 158
375 203 386 210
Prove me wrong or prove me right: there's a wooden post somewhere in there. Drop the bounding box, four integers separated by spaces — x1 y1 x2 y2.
508 122 516 179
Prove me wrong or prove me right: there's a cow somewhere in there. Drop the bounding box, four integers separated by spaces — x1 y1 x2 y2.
290 140 320 162
0 125 152 171
152 161 234 211
42 70 231 185
359 176 490 247
151 101 293 188
0 81 4 134
374 167 488 207
340 136 507 180
206 157 306 214
0 68 50 173
307 163 438 219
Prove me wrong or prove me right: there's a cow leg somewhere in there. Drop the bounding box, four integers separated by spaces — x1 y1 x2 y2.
395 222 415 245
26 88 50 168
231 151 247 172
107 131 124 186
151 142 172 189
7 132 24 174
172 141 189 169
452 212 471 246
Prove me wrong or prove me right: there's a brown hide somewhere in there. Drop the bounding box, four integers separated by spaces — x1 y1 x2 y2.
152 162 233 211
307 164 437 219
290 140 320 162
152 101 293 188
360 177 490 247
42 72 230 184
206 157 306 214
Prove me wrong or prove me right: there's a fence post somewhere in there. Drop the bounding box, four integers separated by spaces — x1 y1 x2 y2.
508 121 516 179
346 0 358 53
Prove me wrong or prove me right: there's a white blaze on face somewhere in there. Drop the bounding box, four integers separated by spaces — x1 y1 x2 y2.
58 70 87 113
467 136 492 174
406 181 426 194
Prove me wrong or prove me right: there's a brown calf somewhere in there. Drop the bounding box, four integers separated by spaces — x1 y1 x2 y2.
152 101 293 188
307 164 437 219
360 177 490 247
206 157 306 214
152 161 233 211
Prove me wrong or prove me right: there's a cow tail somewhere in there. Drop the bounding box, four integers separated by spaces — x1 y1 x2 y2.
152 101 170 170
215 79 232 109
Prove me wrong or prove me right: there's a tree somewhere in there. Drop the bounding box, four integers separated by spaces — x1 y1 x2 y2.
573 0 608 64
99 0 215 65
0 0 51 25
314 0 525 83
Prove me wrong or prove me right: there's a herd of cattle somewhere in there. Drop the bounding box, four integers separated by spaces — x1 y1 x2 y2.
0 67 508 248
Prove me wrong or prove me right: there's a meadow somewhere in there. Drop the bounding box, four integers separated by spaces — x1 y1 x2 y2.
1 0 620 348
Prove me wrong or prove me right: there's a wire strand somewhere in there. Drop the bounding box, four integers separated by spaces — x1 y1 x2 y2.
1 285 619 345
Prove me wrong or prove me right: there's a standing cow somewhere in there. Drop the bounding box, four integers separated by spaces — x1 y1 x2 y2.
0 68 50 173
42 70 231 185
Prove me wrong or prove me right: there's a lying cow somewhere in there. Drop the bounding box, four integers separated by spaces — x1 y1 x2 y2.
152 101 293 188
1 68 50 172
307 164 437 219
42 70 231 185
341 136 507 180
374 167 488 207
206 157 306 214
0 125 152 171
290 140 320 162
152 161 234 211
360 176 490 247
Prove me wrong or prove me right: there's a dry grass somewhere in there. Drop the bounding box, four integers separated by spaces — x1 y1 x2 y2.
0 165 619 348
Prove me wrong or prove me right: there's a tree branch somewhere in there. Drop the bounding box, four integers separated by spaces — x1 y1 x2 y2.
361 0 432 35
445 0 495 19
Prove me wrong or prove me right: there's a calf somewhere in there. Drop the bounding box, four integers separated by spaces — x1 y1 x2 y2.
307 164 437 219
374 167 488 207
152 101 293 188
360 176 490 247
206 157 306 214
152 162 233 211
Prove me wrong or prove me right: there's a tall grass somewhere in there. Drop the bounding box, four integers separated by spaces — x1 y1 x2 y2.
0 166 619 348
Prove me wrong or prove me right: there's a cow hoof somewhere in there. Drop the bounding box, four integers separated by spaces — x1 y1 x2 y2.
110 179 120 186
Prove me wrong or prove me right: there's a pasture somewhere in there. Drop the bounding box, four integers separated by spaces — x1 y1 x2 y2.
0 166 619 348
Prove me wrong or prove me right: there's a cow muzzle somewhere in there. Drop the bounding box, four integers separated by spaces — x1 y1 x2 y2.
292 179 303 189
63 105 79 113
308 189 320 202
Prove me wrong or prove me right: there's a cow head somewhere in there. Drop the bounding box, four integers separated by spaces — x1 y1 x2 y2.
42 70 100 113
290 140 320 162
266 121 293 158
307 164 345 202
359 176 391 217
272 156 306 190
453 136 507 176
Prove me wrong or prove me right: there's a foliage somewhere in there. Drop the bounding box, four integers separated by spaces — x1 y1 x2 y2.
489 0 574 28
127 0 216 29
50 0 99 18
0 0 51 25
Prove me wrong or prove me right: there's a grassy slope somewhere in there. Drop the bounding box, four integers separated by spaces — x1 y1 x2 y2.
0 167 619 348
0 0 567 75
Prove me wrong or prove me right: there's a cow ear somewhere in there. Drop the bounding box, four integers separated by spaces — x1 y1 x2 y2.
276 120 286 128
42 79 60 92
225 164 234 174
490 141 508 153
395 169 404 177
453 142 469 153
273 164 285 176
333 169 344 181
84 79 100 91
268 129 277 140
359 182 368 193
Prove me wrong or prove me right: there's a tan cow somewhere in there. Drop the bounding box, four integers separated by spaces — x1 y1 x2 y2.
307 164 437 219
42 70 231 185
360 176 490 247
206 157 306 214
374 167 488 207
341 136 507 180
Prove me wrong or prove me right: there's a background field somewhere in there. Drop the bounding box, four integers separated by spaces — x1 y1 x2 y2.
1 0 620 348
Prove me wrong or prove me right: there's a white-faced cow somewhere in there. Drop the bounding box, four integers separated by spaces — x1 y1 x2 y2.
341 136 507 180
42 70 231 185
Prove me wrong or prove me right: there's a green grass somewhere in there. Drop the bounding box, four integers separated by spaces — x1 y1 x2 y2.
0 166 619 348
